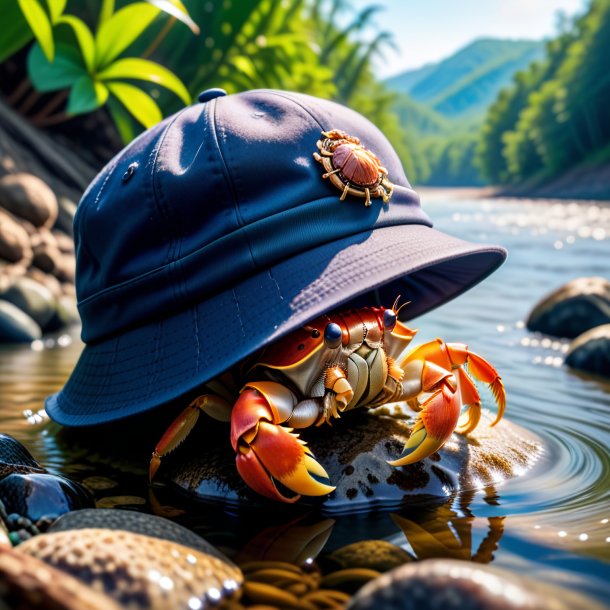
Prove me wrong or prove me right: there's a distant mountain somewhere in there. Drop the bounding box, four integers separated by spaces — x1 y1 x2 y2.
386 38 545 120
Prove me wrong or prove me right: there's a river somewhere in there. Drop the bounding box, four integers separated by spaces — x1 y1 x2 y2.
1 192 609 606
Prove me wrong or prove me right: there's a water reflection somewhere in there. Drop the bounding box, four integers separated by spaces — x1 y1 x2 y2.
0 195 609 604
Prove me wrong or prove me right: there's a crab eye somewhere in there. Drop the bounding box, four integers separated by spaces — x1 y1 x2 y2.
324 322 342 348
383 309 397 331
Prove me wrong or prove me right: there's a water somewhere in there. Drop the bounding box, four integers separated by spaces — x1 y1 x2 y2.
1 193 609 605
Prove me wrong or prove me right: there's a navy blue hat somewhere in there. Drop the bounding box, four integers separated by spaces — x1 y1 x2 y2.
46 89 506 426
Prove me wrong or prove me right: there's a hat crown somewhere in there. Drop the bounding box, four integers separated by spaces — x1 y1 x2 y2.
74 90 426 343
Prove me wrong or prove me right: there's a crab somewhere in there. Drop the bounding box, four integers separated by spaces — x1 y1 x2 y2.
313 130 394 205
149 300 506 504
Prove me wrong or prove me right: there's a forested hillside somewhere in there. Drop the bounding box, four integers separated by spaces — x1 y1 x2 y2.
387 39 544 120
478 0 610 189
385 39 545 186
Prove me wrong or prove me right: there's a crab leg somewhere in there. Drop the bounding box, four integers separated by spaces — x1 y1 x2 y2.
231 382 335 503
389 339 506 467
149 394 232 481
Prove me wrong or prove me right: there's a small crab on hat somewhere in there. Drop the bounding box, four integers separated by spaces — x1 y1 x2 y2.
46 88 506 447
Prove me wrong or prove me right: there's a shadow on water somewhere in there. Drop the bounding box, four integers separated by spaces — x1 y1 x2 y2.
1 194 609 605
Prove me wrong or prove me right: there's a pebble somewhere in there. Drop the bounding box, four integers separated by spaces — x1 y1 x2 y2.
1 276 57 329
18 528 243 610
0 207 32 263
0 172 58 228
0 544 123 610
527 276 610 338
565 323 610 377
0 299 41 342
347 559 608 610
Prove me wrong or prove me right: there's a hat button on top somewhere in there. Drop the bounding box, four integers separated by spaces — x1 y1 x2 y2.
198 88 227 103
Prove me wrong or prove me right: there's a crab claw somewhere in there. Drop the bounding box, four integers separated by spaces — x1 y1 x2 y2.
389 383 461 467
232 388 335 503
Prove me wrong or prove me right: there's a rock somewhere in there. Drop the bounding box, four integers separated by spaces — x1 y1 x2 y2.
0 299 41 342
565 324 610 377
0 472 94 524
53 253 76 283
0 432 46 479
52 230 75 254
0 545 123 610
26 267 63 298
0 208 32 263
167 408 542 514
30 227 63 274
324 540 412 573
527 277 610 338
55 196 77 237
0 173 58 228
43 294 79 332
19 528 243 610
49 509 231 562
1 276 57 329
347 559 607 610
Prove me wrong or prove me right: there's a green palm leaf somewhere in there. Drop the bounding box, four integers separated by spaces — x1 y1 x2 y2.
107 81 163 128
67 76 109 115
97 58 191 105
17 0 54 61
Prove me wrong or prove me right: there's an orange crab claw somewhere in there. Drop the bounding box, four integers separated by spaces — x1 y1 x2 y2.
232 388 335 503
389 383 461 466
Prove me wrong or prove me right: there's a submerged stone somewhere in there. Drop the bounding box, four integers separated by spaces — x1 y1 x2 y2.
526 276 610 338
565 323 610 378
167 406 541 514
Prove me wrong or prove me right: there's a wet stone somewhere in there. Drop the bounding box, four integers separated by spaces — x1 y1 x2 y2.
1 276 56 329
18 528 243 610
347 559 608 610
527 276 610 338
0 299 41 342
0 173 58 228
167 406 542 514
565 323 610 378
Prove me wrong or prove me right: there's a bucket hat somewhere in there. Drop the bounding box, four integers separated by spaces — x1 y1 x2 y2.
46 88 506 426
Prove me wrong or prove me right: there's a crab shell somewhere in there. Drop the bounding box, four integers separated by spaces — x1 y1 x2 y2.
249 308 414 401
332 144 384 187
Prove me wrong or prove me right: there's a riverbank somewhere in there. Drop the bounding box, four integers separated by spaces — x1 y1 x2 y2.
418 160 610 203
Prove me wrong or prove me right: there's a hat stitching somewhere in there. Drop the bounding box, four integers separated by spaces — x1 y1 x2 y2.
69 233 478 378
267 269 287 307
192 307 201 373
145 320 162 399
212 99 258 270
229 289 246 340
152 107 190 311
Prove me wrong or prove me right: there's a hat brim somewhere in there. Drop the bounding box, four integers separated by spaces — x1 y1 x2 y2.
46 225 505 426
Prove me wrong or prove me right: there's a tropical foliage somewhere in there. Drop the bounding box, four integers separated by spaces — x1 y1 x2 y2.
6 0 199 141
478 0 610 184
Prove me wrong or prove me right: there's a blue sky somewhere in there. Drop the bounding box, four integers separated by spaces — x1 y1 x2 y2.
348 0 588 77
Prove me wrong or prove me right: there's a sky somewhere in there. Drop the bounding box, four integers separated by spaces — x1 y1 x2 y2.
348 0 588 77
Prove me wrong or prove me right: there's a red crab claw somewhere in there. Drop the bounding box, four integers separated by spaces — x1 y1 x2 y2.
231 387 335 503
389 381 462 467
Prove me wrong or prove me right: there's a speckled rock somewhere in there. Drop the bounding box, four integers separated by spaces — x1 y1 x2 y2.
324 540 412 572
527 277 610 338
49 509 230 562
347 559 607 610
167 407 542 514
0 544 122 610
19 528 243 610
565 324 610 377
0 299 41 342
1 276 56 329
0 208 32 263
0 173 58 228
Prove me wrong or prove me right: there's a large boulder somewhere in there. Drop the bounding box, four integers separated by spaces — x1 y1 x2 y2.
565 324 610 378
526 277 610 338
0 173 58 228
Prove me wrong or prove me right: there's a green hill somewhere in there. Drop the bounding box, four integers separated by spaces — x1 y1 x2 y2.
386 38 544 120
